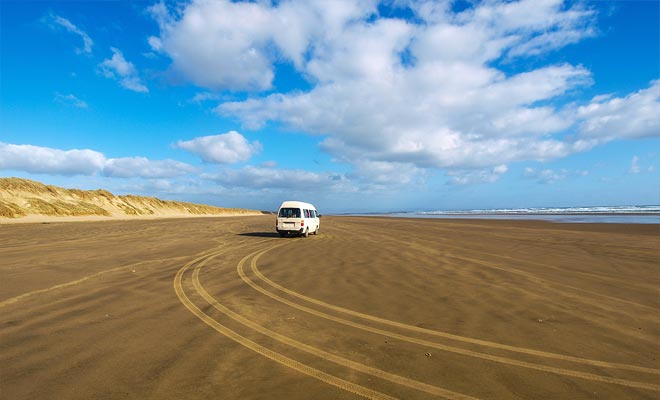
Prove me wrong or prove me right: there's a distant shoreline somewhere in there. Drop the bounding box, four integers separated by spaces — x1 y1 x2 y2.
343 212 660 224
2 210 658 225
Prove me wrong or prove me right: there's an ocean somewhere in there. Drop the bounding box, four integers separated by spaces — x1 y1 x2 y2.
352 205 660 224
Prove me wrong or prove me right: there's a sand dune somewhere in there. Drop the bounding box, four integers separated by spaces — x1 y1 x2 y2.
0 177 262 222
1 216 658 399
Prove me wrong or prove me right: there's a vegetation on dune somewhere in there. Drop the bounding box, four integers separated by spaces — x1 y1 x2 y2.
0 177 261 219
118 203 144 215
0 177 62 194
0 200 26 218
25 198 111 217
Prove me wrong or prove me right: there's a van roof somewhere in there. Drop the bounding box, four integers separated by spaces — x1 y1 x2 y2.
279 200 316 210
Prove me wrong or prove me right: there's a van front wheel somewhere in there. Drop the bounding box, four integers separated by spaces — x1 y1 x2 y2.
314 227 319 235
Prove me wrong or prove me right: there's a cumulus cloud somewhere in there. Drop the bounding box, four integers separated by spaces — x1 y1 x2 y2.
576 80 660 140
102 157 196 178
176 131 261 164
195 1 597 169
218 59 594 170
348 160 428 190
0 142 194 179
54 93 88 108
147 1 275 90
148 0 656 189
0 142 105 175
148 0 378 90
45 14 93 54
98 48 148 93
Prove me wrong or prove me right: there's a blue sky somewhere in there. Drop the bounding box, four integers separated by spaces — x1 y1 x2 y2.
1 0 658 213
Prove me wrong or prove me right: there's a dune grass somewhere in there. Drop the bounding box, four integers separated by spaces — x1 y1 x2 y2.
0 177 262 218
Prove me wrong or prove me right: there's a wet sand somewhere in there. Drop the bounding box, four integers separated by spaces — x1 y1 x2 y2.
1 216 658 399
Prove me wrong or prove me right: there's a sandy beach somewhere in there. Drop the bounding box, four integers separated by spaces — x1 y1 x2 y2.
1 215 658 399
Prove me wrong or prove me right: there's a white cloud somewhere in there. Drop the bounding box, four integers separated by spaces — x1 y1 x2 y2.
103 157 196 178
348 160 428 189
148 0 275 91
0 142 105 175
577 80 660 140
487 0 597 57
45 14 93 54
629 156 641 174
408 0 596 64
176 131 261 164
523 167 568 184
147 36 163 52
148 0 381 90
205 160 425 194
447 165 509 185
98 48 148 93
627 155 657 175
260 160 278 168
54 93 88 108
0 142 195 179
198 1 598 175
202 165 351 192
119 178 192 195
148 0 655 190
189 92 223 104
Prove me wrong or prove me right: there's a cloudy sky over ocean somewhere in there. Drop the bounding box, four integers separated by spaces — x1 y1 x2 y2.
1 0 658 212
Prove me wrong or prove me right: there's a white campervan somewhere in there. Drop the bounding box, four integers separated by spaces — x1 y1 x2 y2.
276 201 320 237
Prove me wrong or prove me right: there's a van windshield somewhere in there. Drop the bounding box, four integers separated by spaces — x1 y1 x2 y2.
279 208 301 218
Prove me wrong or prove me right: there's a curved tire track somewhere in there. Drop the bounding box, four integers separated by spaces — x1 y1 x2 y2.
190 246 479 400
241 244 660 392
175 242 398 400
175 234 659 398
175 241 430 400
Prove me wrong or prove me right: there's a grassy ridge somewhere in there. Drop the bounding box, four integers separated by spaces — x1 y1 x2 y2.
0 178 260 218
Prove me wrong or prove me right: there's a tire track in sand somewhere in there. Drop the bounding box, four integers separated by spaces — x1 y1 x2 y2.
190 246 479 400
175 240 401 400
241 244 660 392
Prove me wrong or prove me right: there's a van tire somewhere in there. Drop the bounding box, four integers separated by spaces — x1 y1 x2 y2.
314 227 319 235
303 229 309 238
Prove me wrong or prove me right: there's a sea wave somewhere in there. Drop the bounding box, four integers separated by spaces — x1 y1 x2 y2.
415 205 660 215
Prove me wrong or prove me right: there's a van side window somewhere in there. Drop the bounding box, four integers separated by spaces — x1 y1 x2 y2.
304 209 310 218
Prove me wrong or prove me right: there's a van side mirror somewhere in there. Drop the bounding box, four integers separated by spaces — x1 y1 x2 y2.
317 214 322 218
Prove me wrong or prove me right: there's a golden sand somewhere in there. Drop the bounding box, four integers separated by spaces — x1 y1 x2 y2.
1 216 658 399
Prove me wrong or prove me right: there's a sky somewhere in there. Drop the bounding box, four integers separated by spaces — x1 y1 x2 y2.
1 0 659 213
